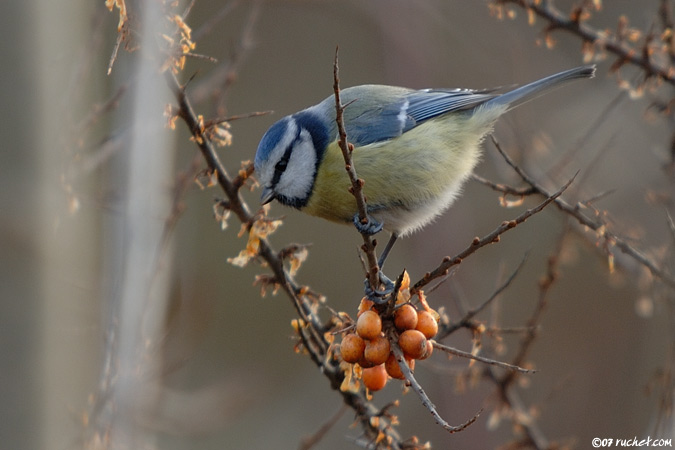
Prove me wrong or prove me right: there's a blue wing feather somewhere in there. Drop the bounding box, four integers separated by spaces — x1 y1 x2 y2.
330 86 497 147
405 88 497 123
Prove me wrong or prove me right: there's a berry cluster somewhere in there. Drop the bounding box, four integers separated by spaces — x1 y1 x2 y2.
339 302 439 392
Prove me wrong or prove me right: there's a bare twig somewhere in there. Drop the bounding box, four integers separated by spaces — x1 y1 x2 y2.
484 228 568 450
491 136 675 290
333 47 382 293
432 340 535 374
167 68 405 450
494 0 675 86
298 404 348 450
389 336 482 433
203 110 273 128
438 253 529 339
412 173 577 294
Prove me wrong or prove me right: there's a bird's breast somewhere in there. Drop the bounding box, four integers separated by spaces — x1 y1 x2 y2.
303 114 491 235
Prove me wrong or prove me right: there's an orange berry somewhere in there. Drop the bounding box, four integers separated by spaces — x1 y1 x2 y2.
362 364 388 391
418 339 434 360
386 353 416 379
394 304 418 331
364 335 390 365
356 310 382 340
415 310 439 339
398 329 427 360
385 353 404 379
340 333 365 364
356 356 377 369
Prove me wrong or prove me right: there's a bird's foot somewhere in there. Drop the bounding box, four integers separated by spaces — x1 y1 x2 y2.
364 272 395 304
352 213 383 235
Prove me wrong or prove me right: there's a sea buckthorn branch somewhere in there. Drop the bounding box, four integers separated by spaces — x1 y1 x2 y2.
492 0 675 87
489 136 675 290
167 70 326 350
333 47 384 294
431 340 534 374
388 329 482 434
484 231 567 450
436 253 529 339
411 172 577 294
151 5 407 446
165 69 409 449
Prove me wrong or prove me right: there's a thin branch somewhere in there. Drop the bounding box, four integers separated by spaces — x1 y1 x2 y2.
107 31 124 75
470 173 535 197
192 0 242 42
389 336 482 433
506 232 564 387
203 110 273 128
492 136 675 290
495 0 675 86
483 228 568 450
298 404 348 450
333 47 381 292
438 253 529 339
432 340 535 374
412 173 576 294
166 68 405 450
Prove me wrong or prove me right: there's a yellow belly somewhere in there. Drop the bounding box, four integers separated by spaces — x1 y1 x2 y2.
302 111 496 235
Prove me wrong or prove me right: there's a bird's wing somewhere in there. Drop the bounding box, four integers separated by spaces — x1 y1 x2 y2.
340 86 498 147
406 88 498 122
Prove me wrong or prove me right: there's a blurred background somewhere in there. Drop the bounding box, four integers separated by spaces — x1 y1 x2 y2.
2 0 674 449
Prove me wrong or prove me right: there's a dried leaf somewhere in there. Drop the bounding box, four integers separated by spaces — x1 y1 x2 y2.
500 195 525 208
287 246 308 276
105 0 128 32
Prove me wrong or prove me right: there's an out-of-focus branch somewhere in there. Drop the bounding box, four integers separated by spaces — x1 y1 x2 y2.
411 173 576 294
490 136 675 290
485 229 567 450
437 254 528 338
493 0 675 87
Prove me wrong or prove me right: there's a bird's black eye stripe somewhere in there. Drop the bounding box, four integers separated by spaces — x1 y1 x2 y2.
271 143 295 187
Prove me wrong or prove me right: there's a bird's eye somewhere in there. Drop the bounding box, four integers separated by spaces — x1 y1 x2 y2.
275 158 288 173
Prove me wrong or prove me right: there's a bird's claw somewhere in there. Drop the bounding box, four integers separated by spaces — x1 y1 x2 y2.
364 272 395 304
353 213 383 235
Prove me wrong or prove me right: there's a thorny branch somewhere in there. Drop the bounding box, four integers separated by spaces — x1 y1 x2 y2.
169 43 583 450
166 68 407 450
101 1 675 449
432 340 534 374
493 0 675 88
333 47 382 292
411 172 577 294
486 230 568 450
389 336 482 434
437 252 528 339
490 136 675 290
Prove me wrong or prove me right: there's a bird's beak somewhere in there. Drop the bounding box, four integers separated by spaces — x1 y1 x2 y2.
261 186 275 205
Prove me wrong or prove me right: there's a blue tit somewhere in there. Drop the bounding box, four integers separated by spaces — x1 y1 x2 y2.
254 65 595 270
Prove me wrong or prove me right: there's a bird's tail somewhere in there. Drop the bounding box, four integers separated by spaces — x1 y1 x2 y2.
486 65 596 112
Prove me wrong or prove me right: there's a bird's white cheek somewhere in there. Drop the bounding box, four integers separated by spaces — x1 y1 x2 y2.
277 132 317 200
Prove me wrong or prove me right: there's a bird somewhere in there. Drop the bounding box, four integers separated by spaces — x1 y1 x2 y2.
254 65 595 297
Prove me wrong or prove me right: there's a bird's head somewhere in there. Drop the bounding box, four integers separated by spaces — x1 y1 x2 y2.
254 111 330 209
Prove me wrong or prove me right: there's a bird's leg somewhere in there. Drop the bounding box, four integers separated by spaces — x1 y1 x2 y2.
352 212 383 235
352 214 398 302
362 233 399 304
364 272 395 304
377 233 398 271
